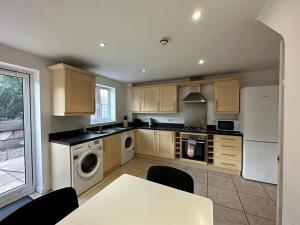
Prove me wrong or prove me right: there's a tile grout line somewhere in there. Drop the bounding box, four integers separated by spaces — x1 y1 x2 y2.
261 183 277 206
231 174 251 225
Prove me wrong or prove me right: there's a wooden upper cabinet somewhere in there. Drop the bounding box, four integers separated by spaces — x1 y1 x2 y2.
49 63 96 116
132 88 142 112
157 131 175 159
131 85 177 113
142 87 160 112
213 79 240 113
135 129 157 156
159 86 177 112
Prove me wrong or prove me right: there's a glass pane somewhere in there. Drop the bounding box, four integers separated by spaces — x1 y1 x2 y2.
0 74 26 195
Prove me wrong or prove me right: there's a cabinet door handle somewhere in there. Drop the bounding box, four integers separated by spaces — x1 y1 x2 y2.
221 145 235 148
157 102 160 111
173 101 176 111
216 99 218 109
221 162 235 166
222 153 236 157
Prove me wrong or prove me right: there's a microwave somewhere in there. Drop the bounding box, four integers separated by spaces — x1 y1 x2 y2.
217 120 240 132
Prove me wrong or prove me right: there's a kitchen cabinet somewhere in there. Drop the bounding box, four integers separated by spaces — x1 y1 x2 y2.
213 79 240 113
135 129 157 156
142 87 160 112
132 88 142 112
135 129 175 159
103 134 121 172
157 130 175 159
213 135 242 171
159 86 178 112
131 86 177 113
49 63 96 116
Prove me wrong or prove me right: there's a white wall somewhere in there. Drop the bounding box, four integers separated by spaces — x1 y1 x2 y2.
0 43 128 193
132 68 279 125
258 1 300 225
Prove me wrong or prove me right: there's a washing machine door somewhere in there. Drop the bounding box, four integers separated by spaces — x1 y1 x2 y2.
124 135 134 151
77 150 101 179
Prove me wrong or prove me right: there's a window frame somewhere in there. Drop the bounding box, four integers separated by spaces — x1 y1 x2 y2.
90 84 116 125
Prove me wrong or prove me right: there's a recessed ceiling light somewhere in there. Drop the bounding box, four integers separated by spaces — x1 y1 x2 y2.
192 11 202 21
198 59 205 65
142 69 146 73
99 42 107 47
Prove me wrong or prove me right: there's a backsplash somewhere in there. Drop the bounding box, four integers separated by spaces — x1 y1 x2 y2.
134 85 238 125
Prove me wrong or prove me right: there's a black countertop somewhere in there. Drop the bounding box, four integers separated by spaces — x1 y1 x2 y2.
49 126 134 146
135 123 243 136
49 122 242 146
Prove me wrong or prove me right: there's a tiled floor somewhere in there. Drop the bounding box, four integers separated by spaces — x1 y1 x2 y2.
79 156 277 225
0 157 25 195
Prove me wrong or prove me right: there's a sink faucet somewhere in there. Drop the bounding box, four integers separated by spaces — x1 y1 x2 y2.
99 125 103 131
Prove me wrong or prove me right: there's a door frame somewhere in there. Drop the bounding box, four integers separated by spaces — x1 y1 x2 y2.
276 40 285 225
0 64 36 208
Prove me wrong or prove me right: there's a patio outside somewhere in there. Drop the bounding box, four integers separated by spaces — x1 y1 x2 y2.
0 74 25 195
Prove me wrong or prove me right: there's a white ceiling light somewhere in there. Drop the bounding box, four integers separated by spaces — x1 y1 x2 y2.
192 11 202 21
99 42 107 47
198 59 205 65
142 69 146 73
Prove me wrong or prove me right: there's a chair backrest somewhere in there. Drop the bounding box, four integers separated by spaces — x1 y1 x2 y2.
0 187 79 225
147 166 194 193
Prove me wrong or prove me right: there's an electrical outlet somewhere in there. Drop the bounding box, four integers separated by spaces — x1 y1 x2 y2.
167 118 174 122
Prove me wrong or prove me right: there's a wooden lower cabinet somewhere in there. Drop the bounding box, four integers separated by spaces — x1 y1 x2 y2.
135 129 175 159
213 135 242 171
103 134 121 172
135 129 157 156
157 131 175 159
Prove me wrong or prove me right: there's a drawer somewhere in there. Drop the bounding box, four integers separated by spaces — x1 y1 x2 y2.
214 158 241 171
214 142 241 151
214 135 242 144
214 148 241 161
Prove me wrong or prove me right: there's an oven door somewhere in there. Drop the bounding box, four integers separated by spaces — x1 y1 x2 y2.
181 138 207 162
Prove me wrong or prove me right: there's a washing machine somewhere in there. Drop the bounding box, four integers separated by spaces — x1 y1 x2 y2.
71 139 103 195
121 130 135 165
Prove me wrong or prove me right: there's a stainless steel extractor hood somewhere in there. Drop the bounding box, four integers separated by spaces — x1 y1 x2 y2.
182 86 207 103
182 92 207 103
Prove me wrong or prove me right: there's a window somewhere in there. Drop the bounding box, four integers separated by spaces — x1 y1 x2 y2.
90 84 116 124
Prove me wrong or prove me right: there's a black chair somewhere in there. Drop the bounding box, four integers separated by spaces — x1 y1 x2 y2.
0 187 79 225
147 166 194 193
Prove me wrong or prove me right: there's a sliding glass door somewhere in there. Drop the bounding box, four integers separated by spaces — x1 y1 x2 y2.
0 68 34 207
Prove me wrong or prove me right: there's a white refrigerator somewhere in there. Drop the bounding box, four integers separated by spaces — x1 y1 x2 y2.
240 86 279 184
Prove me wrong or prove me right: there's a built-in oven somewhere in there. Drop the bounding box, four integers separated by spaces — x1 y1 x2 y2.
180 133 208 164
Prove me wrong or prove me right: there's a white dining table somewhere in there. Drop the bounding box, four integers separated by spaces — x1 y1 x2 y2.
57 174 213 225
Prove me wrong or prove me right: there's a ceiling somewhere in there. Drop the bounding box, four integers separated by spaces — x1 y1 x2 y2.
0 0 281 83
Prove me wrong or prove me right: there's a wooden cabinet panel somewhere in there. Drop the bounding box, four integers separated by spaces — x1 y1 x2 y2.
142 87 160 112
135 129 157 156
159 86 177 112
103 134 121 172
157 131 175 159
213 135 242 171
131 86 178 113
132 88 142 112
214 158 241 171
49 63 96 116
65 69 95 114
214 79 240 113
